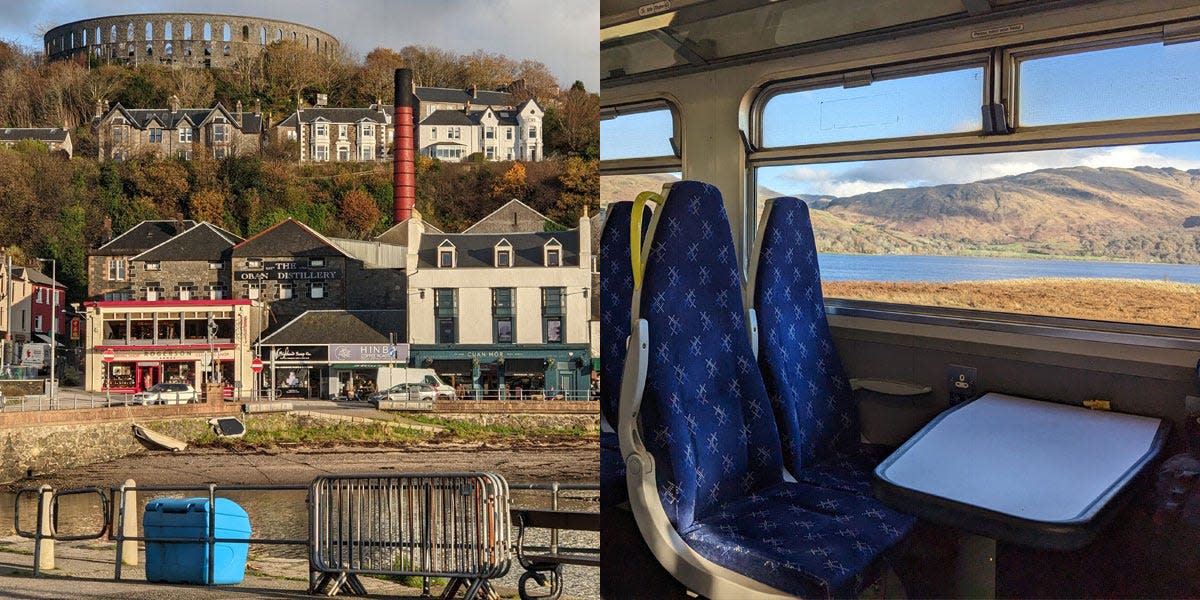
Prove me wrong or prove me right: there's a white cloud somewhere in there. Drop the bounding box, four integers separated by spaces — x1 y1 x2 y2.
764 143 1200 198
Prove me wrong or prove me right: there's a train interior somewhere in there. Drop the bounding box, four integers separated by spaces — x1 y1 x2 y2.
600 1 1200 597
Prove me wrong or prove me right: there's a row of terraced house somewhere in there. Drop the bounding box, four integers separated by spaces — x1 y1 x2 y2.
82 200 594 401
90 84 543 164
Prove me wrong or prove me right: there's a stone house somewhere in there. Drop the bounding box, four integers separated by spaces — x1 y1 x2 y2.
92 97 263 161
126 222 244 301
0 128 73 157
88 220 198 300
272 106 392 163
462 199 558 234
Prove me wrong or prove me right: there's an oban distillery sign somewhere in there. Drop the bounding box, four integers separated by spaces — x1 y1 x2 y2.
237 261 340 281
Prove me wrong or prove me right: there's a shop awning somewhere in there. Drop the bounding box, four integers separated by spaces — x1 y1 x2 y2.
35 334 63 347
504 358 546 375
431 359 473 375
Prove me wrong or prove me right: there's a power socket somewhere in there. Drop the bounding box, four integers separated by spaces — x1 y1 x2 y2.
947 364 978 404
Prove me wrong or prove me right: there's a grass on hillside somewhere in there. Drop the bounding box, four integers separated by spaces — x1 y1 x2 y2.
824 278 1200 328
406 415 594 441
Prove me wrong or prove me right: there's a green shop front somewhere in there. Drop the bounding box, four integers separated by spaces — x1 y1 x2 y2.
410 344 592 400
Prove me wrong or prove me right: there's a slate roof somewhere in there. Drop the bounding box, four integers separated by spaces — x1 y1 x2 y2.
233 219 351 258
418 230 579 268
17 268 64 289
96 103 263 133
413 87 513 107
132 222 243 262
0 128 69 142
462 199 554 233
92 220 197 256
260 310 406 345
421 110 477 127
374 218 443 245
278 107 390 127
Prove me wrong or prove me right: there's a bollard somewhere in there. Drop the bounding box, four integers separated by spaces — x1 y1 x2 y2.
121 479 138 566
37 484 54 571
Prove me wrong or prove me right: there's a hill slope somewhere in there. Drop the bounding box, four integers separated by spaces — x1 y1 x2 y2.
603 167 1200 263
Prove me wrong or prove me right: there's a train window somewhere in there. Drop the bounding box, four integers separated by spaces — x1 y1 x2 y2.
1017 38 1200 127
762 65 983 147
755 139 1200 329
600 106 676 160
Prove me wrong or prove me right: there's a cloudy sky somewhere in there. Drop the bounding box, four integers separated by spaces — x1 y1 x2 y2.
0 0 599 90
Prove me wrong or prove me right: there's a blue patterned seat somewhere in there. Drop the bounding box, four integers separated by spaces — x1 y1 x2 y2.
621 181 911 598
750 197 920 506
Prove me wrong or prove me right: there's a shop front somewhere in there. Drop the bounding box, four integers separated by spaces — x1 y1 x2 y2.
410 344 592 400
258 343 411 400
82 299 264 399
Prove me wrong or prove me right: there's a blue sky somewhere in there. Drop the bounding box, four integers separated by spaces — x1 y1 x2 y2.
602 38 1200 198
0 1 599 90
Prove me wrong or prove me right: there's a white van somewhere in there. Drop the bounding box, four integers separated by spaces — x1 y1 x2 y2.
374 367 456 400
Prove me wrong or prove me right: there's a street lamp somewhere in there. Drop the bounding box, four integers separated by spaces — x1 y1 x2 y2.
35 258 56 401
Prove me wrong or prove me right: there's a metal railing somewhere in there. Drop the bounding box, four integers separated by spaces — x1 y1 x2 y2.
309 473 511 597
11 476 598 599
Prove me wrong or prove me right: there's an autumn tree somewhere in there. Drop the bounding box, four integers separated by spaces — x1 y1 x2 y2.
358 48 407 105
544 84 599 159
493 162 528 202
553 156 598 225
262 40 325 107
339 188 381 236
188 189 227 225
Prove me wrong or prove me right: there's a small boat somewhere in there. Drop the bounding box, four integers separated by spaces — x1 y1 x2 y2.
208 416 246 438
131 423 188 452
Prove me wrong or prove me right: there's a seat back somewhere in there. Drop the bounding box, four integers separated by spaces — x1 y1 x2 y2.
750 198 857 472
599 200 652 429
635 180 784 531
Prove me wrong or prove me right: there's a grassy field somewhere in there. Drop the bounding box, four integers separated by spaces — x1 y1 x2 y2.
823 278 1200 328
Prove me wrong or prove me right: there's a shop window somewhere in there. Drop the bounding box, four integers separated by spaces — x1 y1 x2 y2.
279 282 294 300
493 288 515 343
435 288 457 344
103 318 128 342
310 283 326 299
542 287 565 343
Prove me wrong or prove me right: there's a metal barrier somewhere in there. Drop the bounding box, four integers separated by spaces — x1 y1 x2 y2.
509 483 600 600
309 473 511 598
14 486 112 575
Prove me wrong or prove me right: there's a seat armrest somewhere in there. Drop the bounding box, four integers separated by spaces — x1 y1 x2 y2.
850 378 932 396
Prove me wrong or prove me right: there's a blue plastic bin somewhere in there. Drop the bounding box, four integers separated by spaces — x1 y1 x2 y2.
143 497 251 584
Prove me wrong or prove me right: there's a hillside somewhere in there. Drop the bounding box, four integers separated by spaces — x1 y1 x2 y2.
605 167 1200 263
823 166 1200 263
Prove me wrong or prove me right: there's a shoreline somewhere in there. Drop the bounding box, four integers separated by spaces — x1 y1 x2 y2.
5 437 600 492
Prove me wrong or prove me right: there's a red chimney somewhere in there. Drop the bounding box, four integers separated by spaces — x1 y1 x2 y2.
393 68 416 223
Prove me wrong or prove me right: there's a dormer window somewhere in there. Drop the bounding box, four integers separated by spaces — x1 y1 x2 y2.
544 239 562 267
438 240 456 268
494 239 513 268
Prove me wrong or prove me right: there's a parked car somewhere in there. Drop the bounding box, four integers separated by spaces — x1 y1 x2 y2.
132 383 197 405
368 383 436 407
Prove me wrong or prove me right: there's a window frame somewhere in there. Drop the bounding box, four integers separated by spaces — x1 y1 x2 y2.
599 99 682 174
541 287 565 344
434 288 458 344
492 287 515 344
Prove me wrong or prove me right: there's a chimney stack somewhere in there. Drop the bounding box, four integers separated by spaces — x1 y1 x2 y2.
393 68 416 223
169 94 180 113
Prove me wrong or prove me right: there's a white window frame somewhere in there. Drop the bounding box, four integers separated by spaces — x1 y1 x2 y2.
245 258 262 268
146 287 160 301
310 257 325 268
310 282 326 299
108 258 127 281
544 239 563 267
279 282 294 299
315 123 328 137
438 240 456 268
145 261 160 271
247 283 262 300
209 261 224 270
494 239 513 268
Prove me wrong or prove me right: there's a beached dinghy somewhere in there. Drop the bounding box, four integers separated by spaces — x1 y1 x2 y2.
132 423 188 452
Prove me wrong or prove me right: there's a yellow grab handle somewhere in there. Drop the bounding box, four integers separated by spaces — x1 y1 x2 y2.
631 191 661 290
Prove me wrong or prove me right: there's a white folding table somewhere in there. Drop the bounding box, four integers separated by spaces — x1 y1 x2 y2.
874 392 1168 595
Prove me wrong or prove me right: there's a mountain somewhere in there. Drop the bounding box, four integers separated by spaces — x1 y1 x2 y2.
822 166 1200 263
602 167 1200 263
